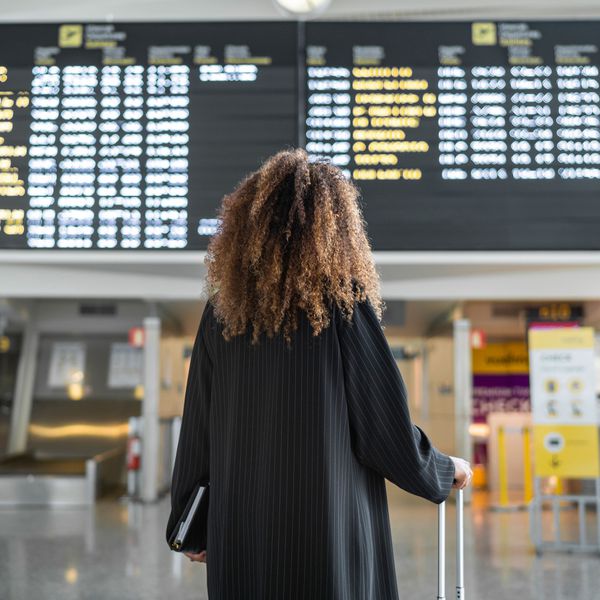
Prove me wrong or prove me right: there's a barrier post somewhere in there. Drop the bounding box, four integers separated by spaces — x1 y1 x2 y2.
522 426 533 504
554 477 563 496
497 425 509 508
491 423 531 511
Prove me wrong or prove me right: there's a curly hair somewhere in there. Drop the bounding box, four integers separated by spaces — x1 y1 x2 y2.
205 148 383 344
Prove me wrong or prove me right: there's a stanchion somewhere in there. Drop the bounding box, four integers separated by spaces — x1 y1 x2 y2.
554 477 563 496
522 426 533 504
490 424 531 511
497 425 509 508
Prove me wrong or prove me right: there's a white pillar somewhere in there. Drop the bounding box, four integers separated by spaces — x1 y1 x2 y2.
141 316 161 503
420 342 430 422
453 318 473 503
7 316 39 455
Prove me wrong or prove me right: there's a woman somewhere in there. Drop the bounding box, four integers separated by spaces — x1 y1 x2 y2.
166 148 472 599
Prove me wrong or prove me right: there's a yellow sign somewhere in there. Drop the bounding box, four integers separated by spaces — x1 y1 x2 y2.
533 424 600 478
528 327 594 351
472 341 529 375
472 22 497 46
58 24 83 48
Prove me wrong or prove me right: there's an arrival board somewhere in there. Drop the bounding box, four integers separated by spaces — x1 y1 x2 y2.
304 21 600 250
2 21 600 251
0 22 298 249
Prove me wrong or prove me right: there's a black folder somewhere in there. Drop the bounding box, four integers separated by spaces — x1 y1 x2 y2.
168 482 209 553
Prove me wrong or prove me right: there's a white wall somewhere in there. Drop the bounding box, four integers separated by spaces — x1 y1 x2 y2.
2 0 600 22
5 252 600 301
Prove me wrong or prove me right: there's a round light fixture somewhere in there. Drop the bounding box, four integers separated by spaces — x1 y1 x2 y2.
273 0 332 17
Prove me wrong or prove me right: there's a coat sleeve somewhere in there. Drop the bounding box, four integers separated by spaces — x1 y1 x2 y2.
336 299 455 504
165 303 213 542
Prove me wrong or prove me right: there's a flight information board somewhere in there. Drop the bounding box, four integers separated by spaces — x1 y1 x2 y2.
0 22 298 249
2 21 600 252
304 21 600 250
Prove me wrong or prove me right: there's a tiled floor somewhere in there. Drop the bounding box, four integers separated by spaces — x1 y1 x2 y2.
0 483 598 600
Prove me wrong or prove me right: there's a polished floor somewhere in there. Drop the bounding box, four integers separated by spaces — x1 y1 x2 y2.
0 484 598 600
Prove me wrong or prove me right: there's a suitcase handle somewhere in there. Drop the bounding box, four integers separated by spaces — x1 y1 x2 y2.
437 488 464 600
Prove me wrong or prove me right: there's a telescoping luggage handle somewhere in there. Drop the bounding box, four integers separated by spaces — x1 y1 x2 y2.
437 489 464 600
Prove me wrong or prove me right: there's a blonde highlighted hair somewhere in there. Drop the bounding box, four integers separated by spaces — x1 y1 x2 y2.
205 148 383 343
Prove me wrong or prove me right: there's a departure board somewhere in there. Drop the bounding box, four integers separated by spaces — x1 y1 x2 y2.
0 22 298 249
304 21 600 250
2 21 600 252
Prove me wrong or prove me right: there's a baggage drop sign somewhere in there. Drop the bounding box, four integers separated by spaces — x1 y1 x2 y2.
532 424 599 478
528 327 600 478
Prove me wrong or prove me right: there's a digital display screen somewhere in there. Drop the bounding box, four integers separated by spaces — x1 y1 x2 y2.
304 21 600 250
1 21 600 252
0 22 298 249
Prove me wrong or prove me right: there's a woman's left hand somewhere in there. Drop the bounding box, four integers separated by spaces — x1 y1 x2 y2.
184 550 207 563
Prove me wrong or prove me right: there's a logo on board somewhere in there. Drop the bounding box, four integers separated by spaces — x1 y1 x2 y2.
472 22 497 46
58 25 84 48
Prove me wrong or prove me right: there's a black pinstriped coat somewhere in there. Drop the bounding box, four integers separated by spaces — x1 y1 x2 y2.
166 298 455 600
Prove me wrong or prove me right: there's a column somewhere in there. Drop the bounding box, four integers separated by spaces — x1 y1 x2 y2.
141 316 161 503
26 65 60 247
305 65 352 176
556 64 600 180
97 64 144 248
469 65 508 181
509 65 555 180
144 65 190 249
453 318 473 502
438 65 468 181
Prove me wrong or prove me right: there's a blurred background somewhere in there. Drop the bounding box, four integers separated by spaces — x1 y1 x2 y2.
1 1 600 599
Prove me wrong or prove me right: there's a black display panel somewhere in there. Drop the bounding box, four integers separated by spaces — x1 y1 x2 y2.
0 22 298 249
304 21 600 250
2 21 600 252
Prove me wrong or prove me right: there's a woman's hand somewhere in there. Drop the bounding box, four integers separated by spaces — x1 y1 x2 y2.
450 456 472 490
184 550 207 563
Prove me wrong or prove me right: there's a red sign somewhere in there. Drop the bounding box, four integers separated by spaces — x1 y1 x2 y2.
470 329 486 349
129 327 145 347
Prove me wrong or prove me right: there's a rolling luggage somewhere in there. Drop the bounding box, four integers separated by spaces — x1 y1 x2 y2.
436 489 465 600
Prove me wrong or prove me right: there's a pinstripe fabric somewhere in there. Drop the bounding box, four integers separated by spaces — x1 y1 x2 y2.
166 298 455 600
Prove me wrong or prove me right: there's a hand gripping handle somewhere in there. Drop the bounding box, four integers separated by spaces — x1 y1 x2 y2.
437 489 464 600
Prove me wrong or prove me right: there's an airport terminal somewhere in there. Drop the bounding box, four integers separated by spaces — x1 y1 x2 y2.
1 1 600 599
